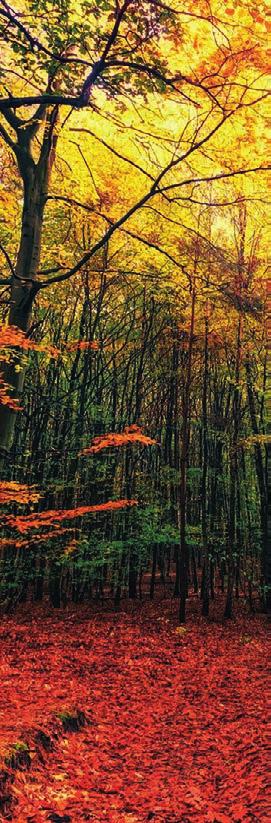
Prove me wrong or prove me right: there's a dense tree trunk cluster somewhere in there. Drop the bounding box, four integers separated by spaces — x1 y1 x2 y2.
0 260 269 619
0 0 269 622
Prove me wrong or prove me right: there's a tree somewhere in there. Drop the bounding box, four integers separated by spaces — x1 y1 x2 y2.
0 1 270 618
0 0 269 453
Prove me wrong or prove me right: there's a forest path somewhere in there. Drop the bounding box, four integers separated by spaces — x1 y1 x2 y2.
0 599 269 822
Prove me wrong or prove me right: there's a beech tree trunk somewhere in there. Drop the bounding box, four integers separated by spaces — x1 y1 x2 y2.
0 107 58 456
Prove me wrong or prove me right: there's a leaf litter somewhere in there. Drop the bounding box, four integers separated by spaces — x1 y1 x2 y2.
0 598 269 822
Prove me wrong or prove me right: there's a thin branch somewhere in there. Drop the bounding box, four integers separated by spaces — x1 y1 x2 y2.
46 195 190 278
0 122 17 152
106 59 223 109
0 241 16 277
160 165 271 195
0 1 91 67
36 108 256 289
69 127 155 181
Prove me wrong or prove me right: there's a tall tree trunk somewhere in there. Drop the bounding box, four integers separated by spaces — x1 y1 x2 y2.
224 204 246 618
179 280 196 623
0 107 58 455
265 279 271 612
201 311 210 616
246 359 269 609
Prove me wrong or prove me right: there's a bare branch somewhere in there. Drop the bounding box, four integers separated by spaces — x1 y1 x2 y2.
36 108 260 289
69 127 155 181
160 166 271 196
0 241 16 277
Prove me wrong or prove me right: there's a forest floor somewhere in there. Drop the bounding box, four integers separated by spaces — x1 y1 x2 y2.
0 595 269 823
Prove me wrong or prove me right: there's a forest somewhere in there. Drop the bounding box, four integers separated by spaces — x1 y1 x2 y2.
0 1 270 821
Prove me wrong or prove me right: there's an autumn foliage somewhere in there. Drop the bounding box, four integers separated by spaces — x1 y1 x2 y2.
0 324 59 357
0 325 98 360
80 425 157 455
0 325 99 410
4 499 138 533
65 340 99 352
0 481 41 505
0 2 269 820
0 599 269 822
0 377 22 410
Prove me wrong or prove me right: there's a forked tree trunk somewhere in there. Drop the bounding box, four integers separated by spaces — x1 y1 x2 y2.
0 107 58 456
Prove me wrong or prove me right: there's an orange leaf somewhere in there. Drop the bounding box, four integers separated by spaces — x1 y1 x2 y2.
80 426 157 456
65 340 99 352
5 499 138 533
0 481 41 505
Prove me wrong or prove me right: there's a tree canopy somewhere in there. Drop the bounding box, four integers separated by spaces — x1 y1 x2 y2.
0 0 270 621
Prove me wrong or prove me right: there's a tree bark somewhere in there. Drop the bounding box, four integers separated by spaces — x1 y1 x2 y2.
246 359 269 609
0 107 58 455
179 281 196 623
201 312 210 616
